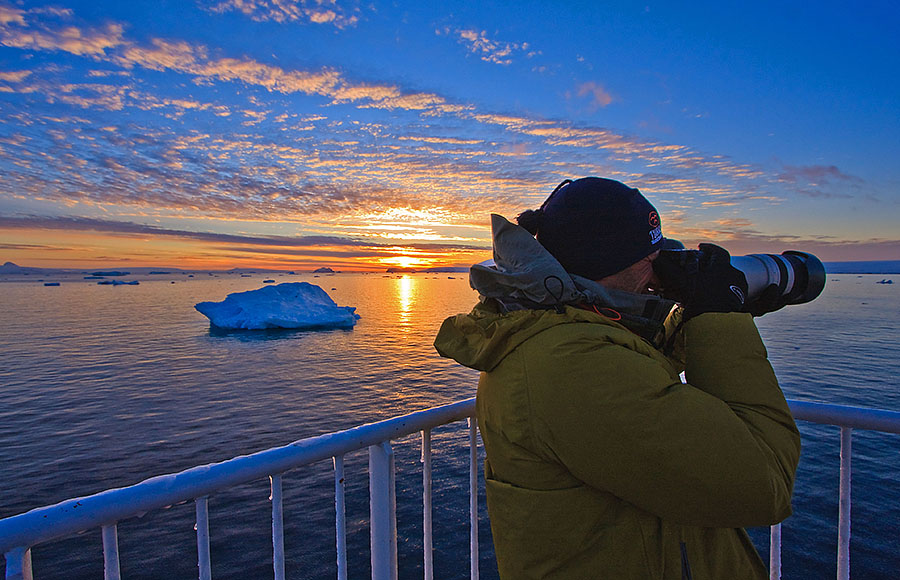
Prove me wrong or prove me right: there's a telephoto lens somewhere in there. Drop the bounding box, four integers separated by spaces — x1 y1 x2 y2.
654 244 826 314
730 251 826 306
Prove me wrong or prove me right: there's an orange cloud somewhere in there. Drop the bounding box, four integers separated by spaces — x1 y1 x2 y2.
0 70 31 82
0 20 124 56
1 11 463 117
0 4 26 26
574 81 614 109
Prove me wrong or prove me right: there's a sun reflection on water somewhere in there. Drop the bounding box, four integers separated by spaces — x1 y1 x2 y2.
395 275 418 329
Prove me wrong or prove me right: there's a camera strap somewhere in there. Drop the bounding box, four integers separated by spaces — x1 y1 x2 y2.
602 296 675 347
568 274 677 347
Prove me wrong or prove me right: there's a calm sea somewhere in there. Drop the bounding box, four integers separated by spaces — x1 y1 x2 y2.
1 272 898 579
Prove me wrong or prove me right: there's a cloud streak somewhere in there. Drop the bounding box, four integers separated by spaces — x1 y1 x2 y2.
0 5 464 117
203 0 362 29
443 28 536 66
0 9 124 56
0 214 490 267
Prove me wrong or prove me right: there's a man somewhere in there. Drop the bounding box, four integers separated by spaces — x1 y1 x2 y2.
434 177 801 579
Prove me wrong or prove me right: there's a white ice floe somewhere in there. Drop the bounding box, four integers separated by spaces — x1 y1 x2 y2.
194 282 359 330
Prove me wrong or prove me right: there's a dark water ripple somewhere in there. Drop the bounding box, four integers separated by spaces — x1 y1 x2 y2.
1 273 898 579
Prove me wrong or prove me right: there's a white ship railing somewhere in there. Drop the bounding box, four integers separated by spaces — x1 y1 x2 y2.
1 398 899 580
770 400 900 580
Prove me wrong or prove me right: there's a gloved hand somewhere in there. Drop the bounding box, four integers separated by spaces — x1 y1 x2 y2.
744 283 787 317
680 243 749 320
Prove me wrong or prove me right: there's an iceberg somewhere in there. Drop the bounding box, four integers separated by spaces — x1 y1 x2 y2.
194 282 360 330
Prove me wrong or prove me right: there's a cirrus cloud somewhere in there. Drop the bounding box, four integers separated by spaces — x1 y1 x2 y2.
202 0 362 29
439 27 537 66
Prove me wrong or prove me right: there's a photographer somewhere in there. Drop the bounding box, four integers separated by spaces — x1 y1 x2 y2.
434 177 801 579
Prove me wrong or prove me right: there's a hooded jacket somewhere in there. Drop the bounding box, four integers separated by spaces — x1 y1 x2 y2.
434 215 801 579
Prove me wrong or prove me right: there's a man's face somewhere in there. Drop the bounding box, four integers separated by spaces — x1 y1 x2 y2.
597 251 661 295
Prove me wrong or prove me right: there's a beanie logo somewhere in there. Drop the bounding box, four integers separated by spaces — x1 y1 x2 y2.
648 211 662 245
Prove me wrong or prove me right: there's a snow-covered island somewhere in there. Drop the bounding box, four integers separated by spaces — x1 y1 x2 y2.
194 282 359 330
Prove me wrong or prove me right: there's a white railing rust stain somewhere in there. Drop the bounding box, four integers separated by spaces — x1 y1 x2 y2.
2 398 899 580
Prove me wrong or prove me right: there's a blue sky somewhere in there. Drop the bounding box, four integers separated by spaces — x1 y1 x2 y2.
1 0 897 269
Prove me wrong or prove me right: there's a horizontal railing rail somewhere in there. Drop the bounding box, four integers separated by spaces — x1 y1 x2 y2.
2 397 899 580
788 399 900 434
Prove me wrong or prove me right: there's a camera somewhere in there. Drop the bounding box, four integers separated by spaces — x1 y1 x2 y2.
654 241 826 313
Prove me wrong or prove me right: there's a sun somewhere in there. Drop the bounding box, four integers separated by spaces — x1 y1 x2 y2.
381 255 431 270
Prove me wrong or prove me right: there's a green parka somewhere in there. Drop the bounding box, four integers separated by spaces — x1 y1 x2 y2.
433 215 801 579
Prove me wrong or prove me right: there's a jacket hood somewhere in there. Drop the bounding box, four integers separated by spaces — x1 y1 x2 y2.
434 214 679 371
468 214 581 307
470 215 675 318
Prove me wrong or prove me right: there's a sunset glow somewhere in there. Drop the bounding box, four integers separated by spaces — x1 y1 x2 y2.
1 2 898 270
382 256 432 271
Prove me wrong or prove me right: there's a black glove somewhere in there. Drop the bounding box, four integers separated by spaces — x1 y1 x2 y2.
680 243 749 320
744 283 787 317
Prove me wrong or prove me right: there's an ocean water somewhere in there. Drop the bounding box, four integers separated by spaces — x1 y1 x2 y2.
0 272 898 579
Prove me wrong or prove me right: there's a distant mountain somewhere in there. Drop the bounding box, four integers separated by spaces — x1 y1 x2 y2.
0 261 44 274
385 266 471 273
385 267 417 273
423 266 470 273
824 260 900 274
0 261 23 273
312 267 335 273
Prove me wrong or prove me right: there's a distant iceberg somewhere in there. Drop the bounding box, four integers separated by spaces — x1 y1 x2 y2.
194 282 359 330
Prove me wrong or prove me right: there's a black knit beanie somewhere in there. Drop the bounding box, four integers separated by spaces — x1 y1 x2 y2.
517 177 664 280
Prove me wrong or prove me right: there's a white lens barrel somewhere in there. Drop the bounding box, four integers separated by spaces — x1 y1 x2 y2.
730 254 796 300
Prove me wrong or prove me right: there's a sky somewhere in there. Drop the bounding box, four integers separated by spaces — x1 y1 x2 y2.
0 0 898 271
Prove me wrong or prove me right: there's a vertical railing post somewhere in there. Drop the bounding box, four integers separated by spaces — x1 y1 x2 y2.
369 441 397 580
270 474 286 580
769 523 781 579
334 455 348 580
101 524 121 580
838 426 852 580
469 417 479 580
195 497 212 580
4 547 33 580
422 429 434 580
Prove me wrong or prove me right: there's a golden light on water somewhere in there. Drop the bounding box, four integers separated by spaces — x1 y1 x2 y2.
394 275 419 331
397 275 414 312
